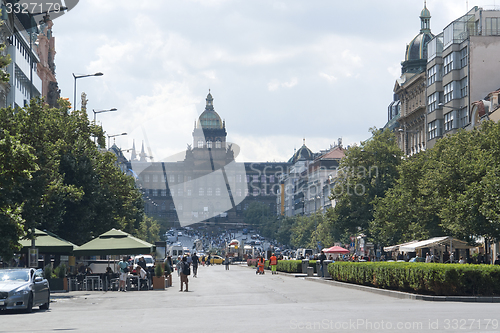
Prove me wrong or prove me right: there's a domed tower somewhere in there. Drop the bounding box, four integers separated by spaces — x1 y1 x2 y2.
401 2 434 74
288 139 314 164
193 91 227 150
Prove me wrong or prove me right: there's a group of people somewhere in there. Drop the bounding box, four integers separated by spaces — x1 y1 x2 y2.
117 256 150 292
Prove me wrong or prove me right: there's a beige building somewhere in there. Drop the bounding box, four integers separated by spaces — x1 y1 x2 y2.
426 6 500 148
388 3 433 156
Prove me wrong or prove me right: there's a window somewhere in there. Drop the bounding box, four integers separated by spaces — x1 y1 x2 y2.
460 77 468 98
215 188 221 196
253 188 259 196
236 174 242 182
246 175 250 183
459 47 468 68
187 176 192 181
427 65 437 86
207 140 212 148
443 53 453 75
161 175 166 183
252 175 259 182
144 174 150 182
428 92 438 113
428 120 439 140
170 203 175 211
161 202 166 211
215 140 221 148
459 107 469 127
161 189 167 196
152 175 158 182
169 175 175 183
152 189 157 197
207 188 212 196
444 82 454 103
236 189 242 197
187 189 192 196
486 17 500 35
444 112 454 132
261 175 266 183
197 140 204 148
199 188 204 196
178 188 183 196
269 175 275 183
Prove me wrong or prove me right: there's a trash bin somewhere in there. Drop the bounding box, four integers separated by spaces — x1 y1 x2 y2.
323 260 333 278
301 259 309 274
307 266 314 277
315 260 321 275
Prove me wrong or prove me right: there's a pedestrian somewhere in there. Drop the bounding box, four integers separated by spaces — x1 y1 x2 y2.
318 250 326 278
118 256 129 292
495 255 500 265
201 255 206 266
137 256 147 271
192 252 199 277
180 256 190 292
207 253 211 266
257 256 265 275
225 254 230 270
425 252 431 263
269 253 278 275
176 256 182 277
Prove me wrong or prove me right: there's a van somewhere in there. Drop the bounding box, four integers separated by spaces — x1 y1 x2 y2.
295 249 313 259
133 255 154 268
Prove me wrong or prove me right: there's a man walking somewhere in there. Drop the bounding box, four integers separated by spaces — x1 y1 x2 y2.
180 256 190 292
118 256 129 292
191 252 199 277
318 250 327 278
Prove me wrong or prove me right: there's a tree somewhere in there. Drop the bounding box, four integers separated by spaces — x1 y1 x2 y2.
0 131 37 259
328 128 403 239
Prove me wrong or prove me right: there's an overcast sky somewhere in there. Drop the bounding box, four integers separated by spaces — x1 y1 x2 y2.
52 0 500 163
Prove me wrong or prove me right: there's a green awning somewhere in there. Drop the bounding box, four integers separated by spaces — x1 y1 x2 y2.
20 229 78 254
73 229 155 256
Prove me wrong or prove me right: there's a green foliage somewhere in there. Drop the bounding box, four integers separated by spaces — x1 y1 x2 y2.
53 263 67 278
373 121 500 246
328 262 500 296
154 263 164 278
0 99 147 247
0 130 37 259
135 215 160 244
329 128 403 239
44 264 56 279
277 260 302 273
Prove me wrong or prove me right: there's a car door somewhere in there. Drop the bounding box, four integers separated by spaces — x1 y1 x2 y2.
33 269 48 305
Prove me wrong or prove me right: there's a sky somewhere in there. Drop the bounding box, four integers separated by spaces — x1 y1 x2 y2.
50 0 500 163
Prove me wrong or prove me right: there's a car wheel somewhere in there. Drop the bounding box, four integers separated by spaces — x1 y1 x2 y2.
25 293 33 313
39 294 50 310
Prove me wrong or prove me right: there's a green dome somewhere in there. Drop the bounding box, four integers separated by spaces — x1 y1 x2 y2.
197 92 223 129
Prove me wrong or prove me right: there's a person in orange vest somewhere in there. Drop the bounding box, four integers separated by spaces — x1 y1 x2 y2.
269 253 278 275
257 256 265 275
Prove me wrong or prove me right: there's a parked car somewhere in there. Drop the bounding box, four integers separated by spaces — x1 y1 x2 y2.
0 268 50 312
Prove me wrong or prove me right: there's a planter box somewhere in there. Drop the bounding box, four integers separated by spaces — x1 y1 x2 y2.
152 276 165 290
48 278 64 291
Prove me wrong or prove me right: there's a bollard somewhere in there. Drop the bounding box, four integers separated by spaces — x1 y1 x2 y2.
307 266 314 277
301 259 309 274
323 260 333 278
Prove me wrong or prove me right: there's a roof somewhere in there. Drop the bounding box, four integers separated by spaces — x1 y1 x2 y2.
197 92 223 129
318 146 345 160
73 228 155 256
19 229 78 254
398 236 474 252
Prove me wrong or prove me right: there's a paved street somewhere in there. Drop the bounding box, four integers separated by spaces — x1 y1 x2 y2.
2 264 499 333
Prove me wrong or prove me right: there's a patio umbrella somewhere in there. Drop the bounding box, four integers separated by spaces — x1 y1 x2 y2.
73 229 155 256
323 246 349 254
19 229 78 254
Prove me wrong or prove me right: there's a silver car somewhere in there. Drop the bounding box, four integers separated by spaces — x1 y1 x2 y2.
0 268 50 312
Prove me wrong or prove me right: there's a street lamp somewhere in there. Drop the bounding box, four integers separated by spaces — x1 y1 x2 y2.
107 132 127 148
93 108 117 143
73 72 103 111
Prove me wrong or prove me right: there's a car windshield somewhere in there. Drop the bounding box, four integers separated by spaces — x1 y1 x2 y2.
0 270 29 282
145 258 153 264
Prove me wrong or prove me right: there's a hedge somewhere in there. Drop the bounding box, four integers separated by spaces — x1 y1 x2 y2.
247 259 302 273
328 262 500 296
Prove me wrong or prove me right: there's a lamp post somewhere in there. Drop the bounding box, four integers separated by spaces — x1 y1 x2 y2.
93 108 117 143
73 72 103 111
107 132 127 148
